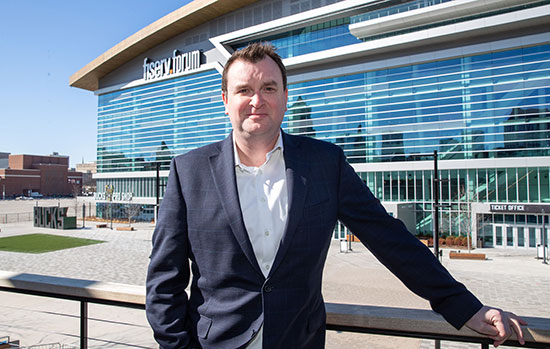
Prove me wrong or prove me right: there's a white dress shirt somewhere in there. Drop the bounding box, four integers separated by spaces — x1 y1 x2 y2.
234 132 289 348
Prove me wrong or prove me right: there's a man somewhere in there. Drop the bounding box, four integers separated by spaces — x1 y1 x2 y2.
146 42 526 348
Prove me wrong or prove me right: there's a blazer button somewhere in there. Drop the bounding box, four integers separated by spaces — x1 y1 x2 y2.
264 285 273 293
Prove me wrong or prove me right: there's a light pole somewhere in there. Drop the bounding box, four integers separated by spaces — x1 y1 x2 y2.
156 163 160 221
155 162 167 223
432 150 451 262
105 184 114 230
543 209 548 265
433 151 440 261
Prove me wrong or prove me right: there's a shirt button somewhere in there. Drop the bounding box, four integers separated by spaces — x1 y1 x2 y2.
260 197 267 202
264 230 270 236
264 264 270 270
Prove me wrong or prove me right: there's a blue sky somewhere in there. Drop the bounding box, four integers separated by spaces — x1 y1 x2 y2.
0 0 191 167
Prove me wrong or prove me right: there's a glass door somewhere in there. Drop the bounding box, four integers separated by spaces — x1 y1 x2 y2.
517 226 525 248
528 227 537 248
493 224 538 248
506 226 514 247
494 225 504 247
493 224 517 248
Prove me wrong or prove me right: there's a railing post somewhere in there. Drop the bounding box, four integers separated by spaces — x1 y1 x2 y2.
80 301 88 349
434 339 441 349
481 344 489 349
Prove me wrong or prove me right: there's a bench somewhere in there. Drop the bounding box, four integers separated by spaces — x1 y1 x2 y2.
96 224 108 228
116 226 135 231
449 251 486 260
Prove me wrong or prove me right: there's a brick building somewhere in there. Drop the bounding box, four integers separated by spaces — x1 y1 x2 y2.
75 161 97 194
0 154 82 198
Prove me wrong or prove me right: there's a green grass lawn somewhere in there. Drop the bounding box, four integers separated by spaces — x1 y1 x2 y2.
0 233 104 253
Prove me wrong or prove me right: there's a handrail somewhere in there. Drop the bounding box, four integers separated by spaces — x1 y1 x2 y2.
1 271 549 348
0 271 144 309
325 303 550 348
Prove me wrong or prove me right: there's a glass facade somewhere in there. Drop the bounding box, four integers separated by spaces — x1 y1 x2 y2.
358 167 550 237
351 0 453 24
231 1 549 61
96 177 167 199
478 213 549 248
351 0 550 43
231 17 361 59
95 6 550 237
97 69 228 173
285 45 550 163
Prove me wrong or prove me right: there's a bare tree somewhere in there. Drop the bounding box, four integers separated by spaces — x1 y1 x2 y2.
69 179 81 218
458 186 478 252
125 202 141 227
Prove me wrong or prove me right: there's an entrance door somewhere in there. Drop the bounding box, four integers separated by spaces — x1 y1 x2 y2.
493 224 538 248
528 227 537 248
517 225 539 248
494 225 504 247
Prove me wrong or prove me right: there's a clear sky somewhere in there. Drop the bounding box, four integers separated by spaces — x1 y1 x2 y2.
0 0 192 168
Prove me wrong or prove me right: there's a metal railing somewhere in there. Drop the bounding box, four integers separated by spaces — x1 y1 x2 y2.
0 212 33 224
1 271 549 349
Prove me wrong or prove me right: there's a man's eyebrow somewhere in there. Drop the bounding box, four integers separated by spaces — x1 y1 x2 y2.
233 83 249 90
262 80 279 87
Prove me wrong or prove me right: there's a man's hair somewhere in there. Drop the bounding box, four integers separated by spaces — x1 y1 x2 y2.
221 42 287 93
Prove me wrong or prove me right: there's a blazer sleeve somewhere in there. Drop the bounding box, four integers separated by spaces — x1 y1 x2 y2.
146 158 193 348
334 148 483 329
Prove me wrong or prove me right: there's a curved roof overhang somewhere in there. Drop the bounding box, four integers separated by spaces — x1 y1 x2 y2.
69 0 258 91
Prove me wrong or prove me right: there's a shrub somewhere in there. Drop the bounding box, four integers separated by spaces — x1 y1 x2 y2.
445 236 455 246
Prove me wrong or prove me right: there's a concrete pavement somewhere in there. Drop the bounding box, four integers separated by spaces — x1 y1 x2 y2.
0 220 549 348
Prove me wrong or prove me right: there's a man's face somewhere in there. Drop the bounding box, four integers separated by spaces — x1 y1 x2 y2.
222 57 288 143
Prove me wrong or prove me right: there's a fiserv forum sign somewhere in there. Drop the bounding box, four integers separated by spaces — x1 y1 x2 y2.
143 49 201 81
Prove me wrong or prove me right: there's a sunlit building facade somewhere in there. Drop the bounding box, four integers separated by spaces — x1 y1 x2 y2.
71 0 550 248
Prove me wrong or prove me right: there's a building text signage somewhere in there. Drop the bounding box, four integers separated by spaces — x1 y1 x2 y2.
490 204 548 214
143 49 201 81
94 192 133 201
33 206 76 230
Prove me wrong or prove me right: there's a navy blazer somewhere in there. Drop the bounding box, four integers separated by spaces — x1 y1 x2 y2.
146 132 482 349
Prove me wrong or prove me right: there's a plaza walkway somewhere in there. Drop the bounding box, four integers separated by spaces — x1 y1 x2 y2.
0 220 548 348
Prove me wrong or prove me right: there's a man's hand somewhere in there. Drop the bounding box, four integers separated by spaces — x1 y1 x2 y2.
465 305 528 347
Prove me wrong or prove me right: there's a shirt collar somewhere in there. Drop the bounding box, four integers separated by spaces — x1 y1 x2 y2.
233 130 284 170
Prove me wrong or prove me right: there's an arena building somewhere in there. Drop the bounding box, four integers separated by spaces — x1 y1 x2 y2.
71 0 550 248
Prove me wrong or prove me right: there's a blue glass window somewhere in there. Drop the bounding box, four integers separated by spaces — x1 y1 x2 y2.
97 69 227 172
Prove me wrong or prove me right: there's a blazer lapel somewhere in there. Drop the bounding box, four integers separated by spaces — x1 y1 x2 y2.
270 132 308 277
208 134 263 277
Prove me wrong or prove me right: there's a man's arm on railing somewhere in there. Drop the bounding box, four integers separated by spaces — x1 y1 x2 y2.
325 303 549 348
466 305 528 347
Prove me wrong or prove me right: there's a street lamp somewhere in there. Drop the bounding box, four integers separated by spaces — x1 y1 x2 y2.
155 162 167 223
105 184 114 230
433 150 451 262
543 209 548 265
